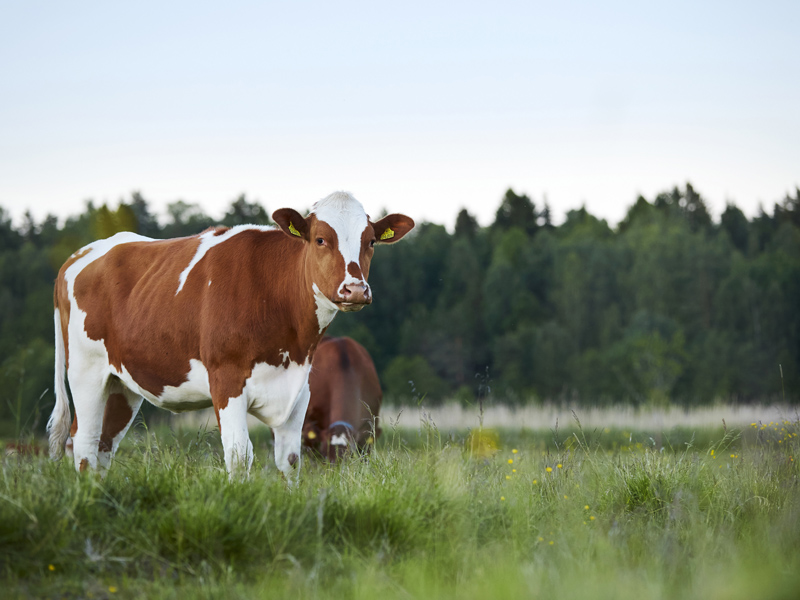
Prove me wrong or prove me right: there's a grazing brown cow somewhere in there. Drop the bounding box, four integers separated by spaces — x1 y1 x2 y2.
47 192 413 480
303 336 382 462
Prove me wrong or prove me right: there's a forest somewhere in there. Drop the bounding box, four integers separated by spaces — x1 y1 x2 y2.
1 184 798 435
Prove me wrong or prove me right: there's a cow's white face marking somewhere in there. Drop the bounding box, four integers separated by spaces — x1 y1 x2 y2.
330 433 348 447
310 192 371 300
176 225 274 295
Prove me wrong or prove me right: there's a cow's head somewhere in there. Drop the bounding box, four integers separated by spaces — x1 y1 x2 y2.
318 421 381 463
273 192 414 319
320 422 355 463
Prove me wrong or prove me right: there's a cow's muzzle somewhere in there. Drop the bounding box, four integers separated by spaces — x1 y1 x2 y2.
337 282 371 310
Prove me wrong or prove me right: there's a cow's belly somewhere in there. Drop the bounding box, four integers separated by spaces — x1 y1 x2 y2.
245 361 311 428
117 357 311 425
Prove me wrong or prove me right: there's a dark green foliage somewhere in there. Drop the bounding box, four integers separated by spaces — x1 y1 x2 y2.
221 194 272 227
492 188 539 236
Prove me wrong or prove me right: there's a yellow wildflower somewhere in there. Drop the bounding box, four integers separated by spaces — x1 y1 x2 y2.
546 467 553 473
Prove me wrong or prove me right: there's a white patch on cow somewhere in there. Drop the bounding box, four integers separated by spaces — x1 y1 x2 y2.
245 358 312 427
312 283 339 333
330 433 348 447
310 192 370 299
176 225 274 295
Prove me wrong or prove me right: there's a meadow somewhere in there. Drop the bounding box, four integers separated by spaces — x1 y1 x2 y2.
1 411 799 600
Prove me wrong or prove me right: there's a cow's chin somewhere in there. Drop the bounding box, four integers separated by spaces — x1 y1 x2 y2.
335 301 369 312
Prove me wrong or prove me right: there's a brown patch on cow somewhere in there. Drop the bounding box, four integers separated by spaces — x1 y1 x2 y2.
99 393 133 453
288 452 299 467
72 236 204 397
200 226 230 236
69 414 78 437
347 261 364 282
79 458 89 472
66 248 92 264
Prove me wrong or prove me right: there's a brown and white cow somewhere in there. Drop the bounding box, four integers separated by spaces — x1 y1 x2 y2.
47 192 413 480
303 336 382 462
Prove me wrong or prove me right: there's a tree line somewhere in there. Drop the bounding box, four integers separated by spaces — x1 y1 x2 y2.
1 185 798 434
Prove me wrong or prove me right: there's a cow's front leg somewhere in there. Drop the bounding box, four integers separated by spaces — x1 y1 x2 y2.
211 370 254 478
217 395 253 478
272 380 311 484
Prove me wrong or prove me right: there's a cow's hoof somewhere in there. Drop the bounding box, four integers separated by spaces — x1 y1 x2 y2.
288 452 299 467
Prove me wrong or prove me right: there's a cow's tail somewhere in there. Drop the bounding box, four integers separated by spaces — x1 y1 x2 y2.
47 307 71 459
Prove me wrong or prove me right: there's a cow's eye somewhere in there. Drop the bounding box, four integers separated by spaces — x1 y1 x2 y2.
316 238 325 246
369 239 376 248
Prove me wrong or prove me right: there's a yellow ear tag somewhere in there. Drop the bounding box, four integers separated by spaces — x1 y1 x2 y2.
288 221 303 237
366 436 374 445
307 430 317 440
380 228 395 241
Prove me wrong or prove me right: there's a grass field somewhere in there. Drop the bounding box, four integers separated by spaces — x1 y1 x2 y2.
1 413 799 599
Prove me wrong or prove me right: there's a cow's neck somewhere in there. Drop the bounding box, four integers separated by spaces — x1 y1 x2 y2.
279 246 338 366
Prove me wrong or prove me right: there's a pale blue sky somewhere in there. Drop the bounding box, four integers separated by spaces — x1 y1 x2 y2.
1 1 798 229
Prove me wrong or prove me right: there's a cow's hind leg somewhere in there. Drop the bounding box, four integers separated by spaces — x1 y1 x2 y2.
97 384 143 474
69 372 110 474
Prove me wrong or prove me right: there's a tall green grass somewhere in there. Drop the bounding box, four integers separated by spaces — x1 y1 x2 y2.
1 417 798 599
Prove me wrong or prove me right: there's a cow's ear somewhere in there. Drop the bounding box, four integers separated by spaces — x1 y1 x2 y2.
273 208 310 241
371 214 415 244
